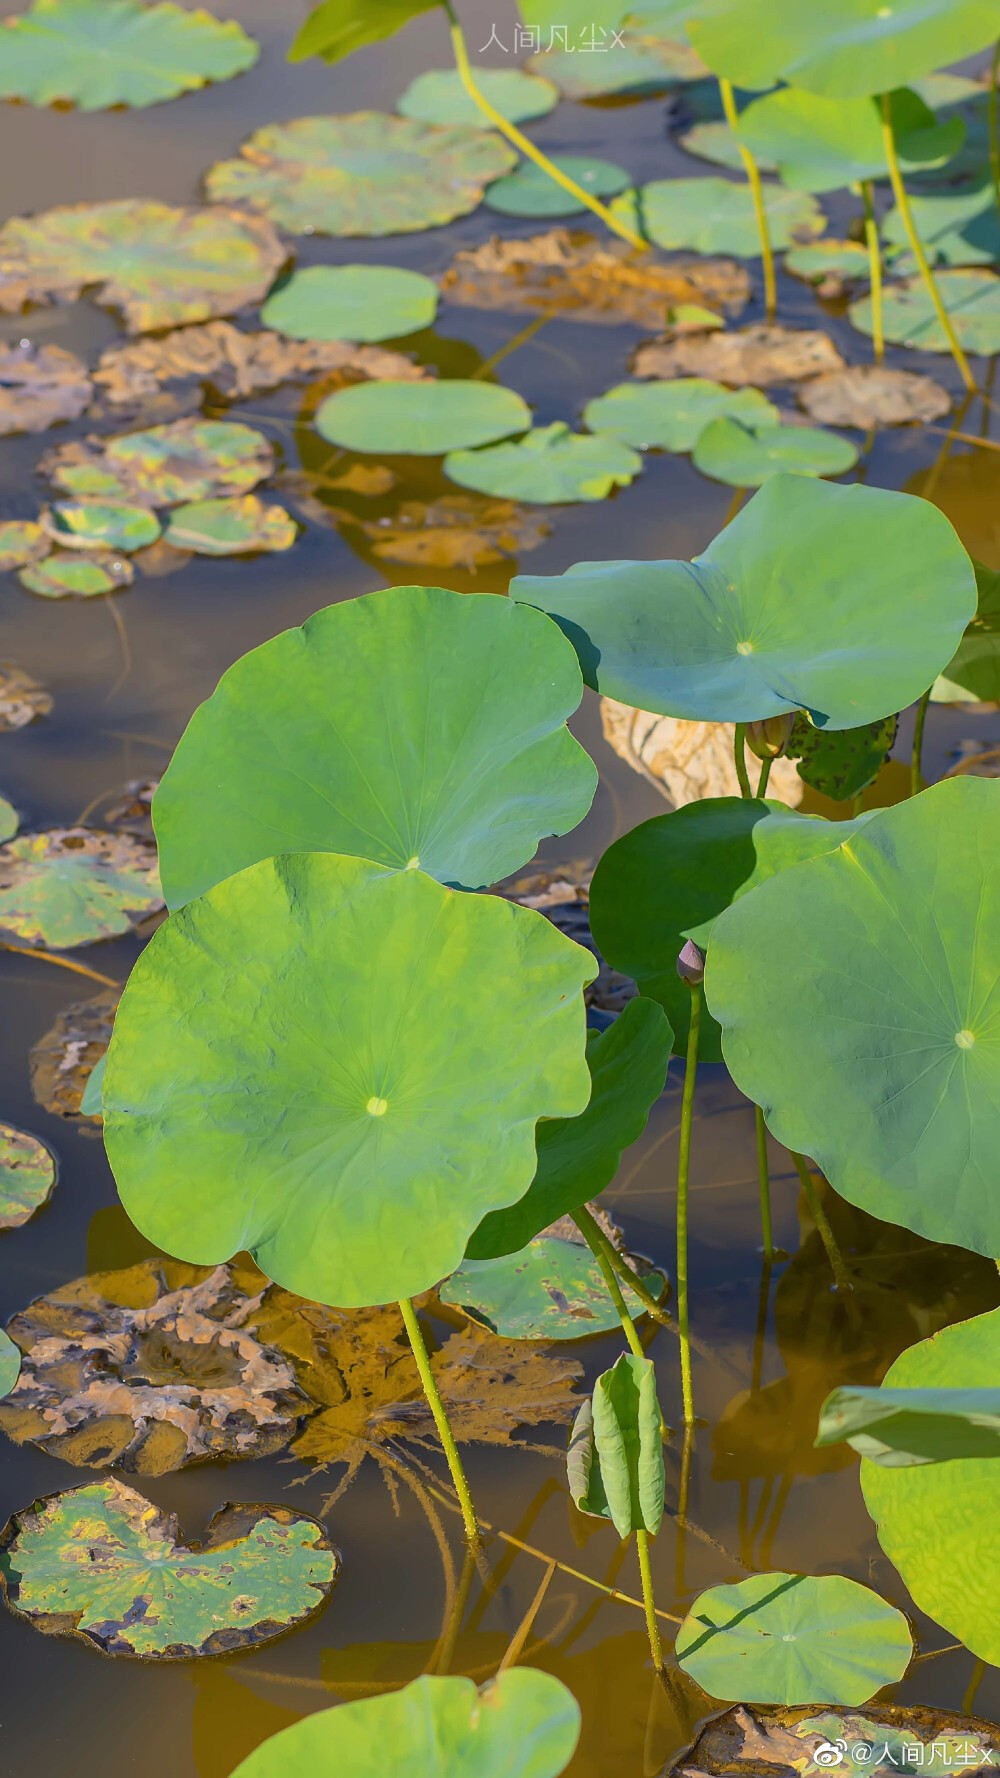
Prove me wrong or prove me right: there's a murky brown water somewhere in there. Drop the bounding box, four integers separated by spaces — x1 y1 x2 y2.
2 4 1000 1772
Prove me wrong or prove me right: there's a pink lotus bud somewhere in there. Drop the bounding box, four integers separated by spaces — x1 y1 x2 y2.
676 940 706 985
746 713 796 760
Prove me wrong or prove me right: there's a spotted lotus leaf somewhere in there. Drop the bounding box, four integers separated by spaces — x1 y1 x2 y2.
0 1477 339 1657
0 522 50 573
41 501 161 553
0 827 162 949
204 112 517 237
0 1124 57 1229
0 199 285 333
0 0 258 110
18 552 134 597
162 496 297 555
0 340 91 435
441 1235 666 1341
40 418 274 508
30 989 118 1120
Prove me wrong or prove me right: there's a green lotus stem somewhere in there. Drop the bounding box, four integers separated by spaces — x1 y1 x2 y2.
990 40 1000 221
790 1153 852 1292
573 1210 646 1362
446 13 647 252
860 179 884 364
398 1296 480 1546
677 984 701 1425
718 76 776 321
573 1203 671 1328
635 1528 665 1673
755 755 773 798
879 94 976 393
733 722 753 799
754 1103 774 1260
911 685 932 795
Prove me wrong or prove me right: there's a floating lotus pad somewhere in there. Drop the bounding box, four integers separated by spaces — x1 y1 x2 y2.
43 418 274 506
568 1354 664 1537
851 269 1000 357
676 1572 912 1705
445 424 641 504
0 1123 57 1228
0 0 259 110
882 184 1000 269
0 796 17 841
261 264 439 343
0 341 91 435
0 1477 338 1657
104 856 594 1306
798 366 951 429
0 827 162 949
737 87 963 193
677 120 776 174
29 988 118 1119
316 379 531 455
692 416 859 486
0 521 50 572
41 501 161 553
162 496 297 555
441 1236 666 1341
584 378 779 452
398 68 558 127
863 1310 1000 1664
18 553 133 597
513 476 976 726
706 779 1000 1258
0 1331 19 1398
784 239 870 289
205 112 517 237
484 156 632 218
627 177 824 257
0 199 285 333
153 586 596 905
818 1380 1000 1465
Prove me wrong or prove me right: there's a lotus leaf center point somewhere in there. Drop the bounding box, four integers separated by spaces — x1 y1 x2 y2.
736 641 754 655
955 1030 976 1050
405 856 420 870
366 1096 389 1116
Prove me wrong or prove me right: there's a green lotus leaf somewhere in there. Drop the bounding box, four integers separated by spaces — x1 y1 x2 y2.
153 585 597 905
630 177 824 257
162 496 297 555
0 200 285 333
0 795 17 841
398 68 558 127
862 1309 1000 1663
44 418 274 507
205 113 516 237
289 0 439 65
484 156 631 218
512 477 976 726
445 423 641 504
230 1671 581 1778
0 1330 20 1398
568 1354 665 1538
818 1382 1000 1466
441 1235 666 1341
677 119 778 174
787 712 898 801
519 0 631 31
738 87 962 193
18 552 133 598
261 265 439 343
583 378 779 452
80 1053 105 1116
784 239 871 288
0 0 258 110
882 183 1000 269
687 0 999 100
0 1122 57 1228
590 799 873 1060
692 416 858 487
0 1476 338 1657
0 520 50 572
934 561 1000 704
705 778 1000 1257
0 827 162 949
676 1572 912 1704
467 997 672 1258
42 500 161 553
103 854 594 1306
316 379 531 456
528 33 706 99
851 269 1000 356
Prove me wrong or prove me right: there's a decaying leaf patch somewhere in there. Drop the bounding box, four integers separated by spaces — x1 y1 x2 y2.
0 660 51 730
671 1702 1000 1778
316 494 551 569
29 988 119 1120
0 340 91 436
600 699 803 807
102 778 158 844
0 1123 57 1230
0 523 50 574
633 323 845 386
0 827 162 949
797 364 951 428
39 416 275 509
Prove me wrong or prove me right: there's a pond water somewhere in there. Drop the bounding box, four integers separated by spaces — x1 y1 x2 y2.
1 3 1000 1772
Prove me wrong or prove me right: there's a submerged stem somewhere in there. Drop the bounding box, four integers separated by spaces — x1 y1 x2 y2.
677 984 701 1425
573 1210 646 1362
754 1103 774 1260
733 722 753 799
860 179 884 364
911 685 932 796
790 1154 852 1292
398 1296 480 1546
719 76 776 320
635 1529 665 1673
879 94 975 392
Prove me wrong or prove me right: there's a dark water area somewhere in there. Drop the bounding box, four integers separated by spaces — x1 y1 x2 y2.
1 3 1000 1772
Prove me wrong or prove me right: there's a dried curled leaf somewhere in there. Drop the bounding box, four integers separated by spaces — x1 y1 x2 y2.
102 778 158 843
797 364 951 428
0 827 162 949
318 494 551 569
39 417 275 509
600 698 803 807
671 1702 1000 1778
0 340 91 435
0 1123 57 1230
440 229 749 329
29 988 119 1120
0 660 52 730
633 323 845 386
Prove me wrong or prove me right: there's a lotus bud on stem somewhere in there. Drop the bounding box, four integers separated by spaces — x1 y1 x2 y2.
398 1296 481 1546
675 948 703 1424
747 712 795 797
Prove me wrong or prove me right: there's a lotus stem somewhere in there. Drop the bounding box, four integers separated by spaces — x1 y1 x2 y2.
446 14 647 252
578 1207 671 1326
573 1209 646 1363
398 1296 480 1546
677 984 701 1425
790 1153 852 1292
718 76 776 320
860 179 885 364
990 40 1000 222
0 942 120 989
733 722 753 798
754 1103 774 1260
911 684 932 796
879 94 976 392
635 1528 665 1673
755 755 772 798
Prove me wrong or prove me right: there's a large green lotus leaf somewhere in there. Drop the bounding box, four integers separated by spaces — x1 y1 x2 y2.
0 1330 19 1398
590 799 872 1060
934 561 1000 704
0 1123 57 1228
862 1309 1000 1663
484 156 631 219
687 0 999 100
466 997 672 1258
692 417 858 487
0 0 258 110
787 713 898 801
0 827 162 949
44 418 274 507
568 1354 665 1538
315 379 531 455
519 0 630 30
0 520 50 572
0 795 17 841
162 496 297 556
706 778 1000 1257
738 87 962 193
632 177 824 257
444 423 641 505
398 68 558 127
527 33 706 99
882 184 1000 269
676 1572 912 1704
512 476 976 726
584 378 779 453
103 855 594 1306
818 1382 1000 1466
230 1671 581 1778
261 265 439 343
205 113 516 237
289 0 439 65
852 269 1000 356
0 200 285 333
42 500 160 553
677 119 778 174
18 551 133 598
441 1236 666 1341
152 585 597 906
0 1477 338 1657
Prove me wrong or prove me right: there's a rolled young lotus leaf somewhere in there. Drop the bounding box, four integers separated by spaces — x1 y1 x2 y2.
568 1353 665 1539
